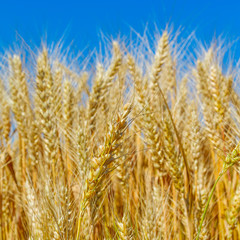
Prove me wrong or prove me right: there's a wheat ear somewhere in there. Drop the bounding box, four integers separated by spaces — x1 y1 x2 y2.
76 103 131 240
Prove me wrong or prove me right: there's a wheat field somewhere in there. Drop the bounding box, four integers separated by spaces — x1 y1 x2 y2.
1 30 240 240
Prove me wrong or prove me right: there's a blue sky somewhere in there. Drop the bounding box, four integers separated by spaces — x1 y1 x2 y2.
1 0 240 62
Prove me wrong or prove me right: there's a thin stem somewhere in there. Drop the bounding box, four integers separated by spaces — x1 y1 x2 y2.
196 169 226 240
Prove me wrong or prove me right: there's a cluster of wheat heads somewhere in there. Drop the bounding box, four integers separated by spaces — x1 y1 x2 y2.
1 31 240 240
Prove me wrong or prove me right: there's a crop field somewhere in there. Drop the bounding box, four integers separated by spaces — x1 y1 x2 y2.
1 30 240 239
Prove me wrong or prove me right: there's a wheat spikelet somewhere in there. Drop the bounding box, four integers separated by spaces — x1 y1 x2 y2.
87 63 104 135
2 100 11 143
84 104 131 207
35 49 58 179
209 65 224 123
150 31 169 88
227 184 240 239
63 80 74 142
127 54 164 174
77 103 131 239
9 55 27 140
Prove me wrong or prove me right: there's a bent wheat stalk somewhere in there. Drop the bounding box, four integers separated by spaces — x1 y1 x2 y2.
196 142 240 240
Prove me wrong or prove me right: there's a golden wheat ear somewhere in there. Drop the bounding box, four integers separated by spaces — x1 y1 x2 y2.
76 103 132 239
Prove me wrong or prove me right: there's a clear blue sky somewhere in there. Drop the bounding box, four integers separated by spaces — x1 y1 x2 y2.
1 0 240 62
